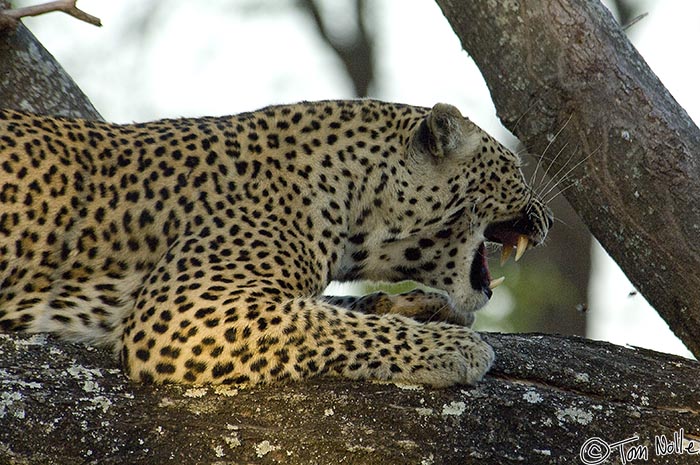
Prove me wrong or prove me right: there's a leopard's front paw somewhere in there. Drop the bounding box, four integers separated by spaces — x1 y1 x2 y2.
452 329 495 385
405 325 494 387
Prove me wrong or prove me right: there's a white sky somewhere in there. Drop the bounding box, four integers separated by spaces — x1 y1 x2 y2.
22 0 700 358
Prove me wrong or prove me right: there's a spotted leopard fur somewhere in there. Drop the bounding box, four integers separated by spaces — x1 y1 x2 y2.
0 100 551 387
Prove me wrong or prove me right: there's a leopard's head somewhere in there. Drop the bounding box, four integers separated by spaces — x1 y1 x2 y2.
345 103 553 319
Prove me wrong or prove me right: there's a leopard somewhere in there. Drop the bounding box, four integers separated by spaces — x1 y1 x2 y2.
0 100 552 387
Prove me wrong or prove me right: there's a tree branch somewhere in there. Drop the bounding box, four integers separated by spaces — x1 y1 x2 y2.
435 0 700 358
2 331 698 464
299 0 373 97
0 0 101 31
0 22 102 119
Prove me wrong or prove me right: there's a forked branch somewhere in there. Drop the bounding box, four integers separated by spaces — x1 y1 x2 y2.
0 0 101 31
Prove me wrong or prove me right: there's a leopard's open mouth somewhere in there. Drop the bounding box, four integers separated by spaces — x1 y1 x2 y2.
469 212 545 299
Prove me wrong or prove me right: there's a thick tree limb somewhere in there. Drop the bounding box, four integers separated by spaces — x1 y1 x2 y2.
435 0 700 358
1 332 698 464
0 0 101 31
0 22 102 119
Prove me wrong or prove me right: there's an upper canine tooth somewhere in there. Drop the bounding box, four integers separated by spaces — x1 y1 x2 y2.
489 276 506 289
515 235 530 262
500 246 513 266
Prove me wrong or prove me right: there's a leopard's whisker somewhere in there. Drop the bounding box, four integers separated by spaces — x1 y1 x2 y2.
552 215 570 226
544 180 578 204
538 146 599 201
525 141 571 216
535 141 573 198
529 113 573 192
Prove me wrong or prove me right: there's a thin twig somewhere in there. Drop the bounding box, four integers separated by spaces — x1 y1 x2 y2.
0 0 101 31
622 12 648 32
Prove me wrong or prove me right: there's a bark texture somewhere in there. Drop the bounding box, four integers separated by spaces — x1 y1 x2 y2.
435 0 700 358
0 22 101 119
2 332 699 465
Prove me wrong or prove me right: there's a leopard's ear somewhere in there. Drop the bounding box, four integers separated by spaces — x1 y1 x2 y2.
412 103 479 160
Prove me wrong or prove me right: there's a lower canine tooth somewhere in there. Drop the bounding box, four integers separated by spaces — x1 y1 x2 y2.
489 276 505 289
514 235 530 262
500 246 513 266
